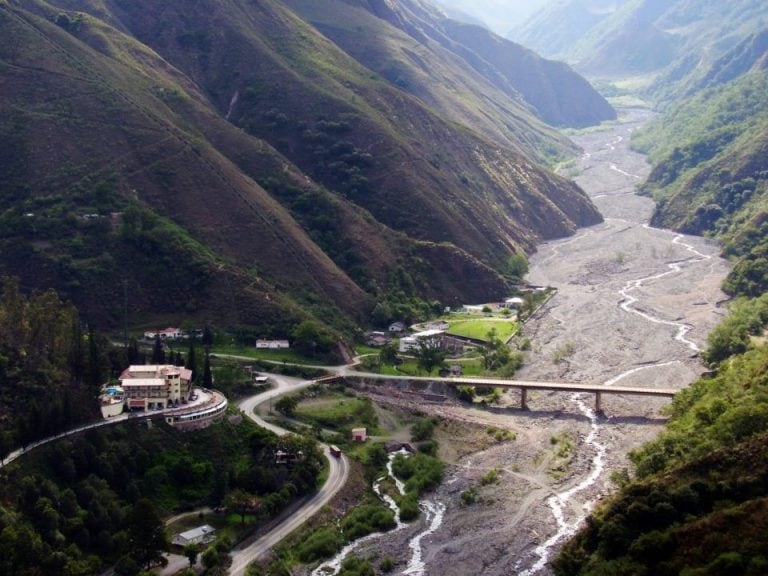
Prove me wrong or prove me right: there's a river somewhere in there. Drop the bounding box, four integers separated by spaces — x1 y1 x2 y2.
317 109 730 575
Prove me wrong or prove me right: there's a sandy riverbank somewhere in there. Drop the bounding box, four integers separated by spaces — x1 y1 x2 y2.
328 109 731 575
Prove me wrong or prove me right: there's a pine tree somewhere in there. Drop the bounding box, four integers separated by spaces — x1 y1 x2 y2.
151 335 165 364
185 337 198 383
203 352 213 388
128 499 168 569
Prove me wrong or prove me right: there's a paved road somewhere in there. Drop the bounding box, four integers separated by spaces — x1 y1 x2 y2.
228 375 349 576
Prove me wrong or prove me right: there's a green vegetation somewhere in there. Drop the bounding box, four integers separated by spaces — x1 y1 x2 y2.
486 426 516 442
0 278 106 452
294 393 379 433
447 319 518 342
0 418 322 575
210 344 328 365
480 468 501 486
554 310 768 575
411 417 437 442
633 70 768 299
391 453 444 495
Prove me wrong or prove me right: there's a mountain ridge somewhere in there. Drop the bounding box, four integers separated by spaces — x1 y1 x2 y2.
0 0 604 333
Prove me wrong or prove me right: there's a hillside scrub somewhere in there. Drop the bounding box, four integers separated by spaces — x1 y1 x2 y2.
554 318 768 575
632 70 768 298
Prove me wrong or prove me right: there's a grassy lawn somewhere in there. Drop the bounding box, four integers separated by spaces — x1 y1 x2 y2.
446 319 518 342
210 344 329 365
294 392 379 433
375 358 485 377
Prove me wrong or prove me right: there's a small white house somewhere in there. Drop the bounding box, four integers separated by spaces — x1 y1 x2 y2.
351 427 367 442
172 525 216 547
388 321 406 333
256 339 290 349
504 297 525 309
144 327 183 340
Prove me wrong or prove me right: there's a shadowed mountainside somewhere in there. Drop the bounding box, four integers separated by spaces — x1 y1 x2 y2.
1 0 603 333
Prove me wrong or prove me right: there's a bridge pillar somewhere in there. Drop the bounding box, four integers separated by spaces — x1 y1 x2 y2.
520 388 528 411
595 392 602 414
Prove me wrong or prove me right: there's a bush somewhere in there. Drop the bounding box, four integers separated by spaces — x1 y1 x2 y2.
455 385 475 403
392 453 444 495
460 487 478 506
341 503 396 541
296 528 344 563
411 418 437 442
398 494 420 522
417 440 438 456
480 469 500 486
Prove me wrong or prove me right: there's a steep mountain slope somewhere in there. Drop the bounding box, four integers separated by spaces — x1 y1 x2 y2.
510 0 628 63
633 68 768 298
1 0 602 332
287 0 614 130
512 0 768 101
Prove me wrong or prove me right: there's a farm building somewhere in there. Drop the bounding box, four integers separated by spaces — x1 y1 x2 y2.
172 525 216 547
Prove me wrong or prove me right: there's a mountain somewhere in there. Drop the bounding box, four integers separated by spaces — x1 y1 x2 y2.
512 0 768 100
0 0 602 334
633 66 768 298
432 0 550 37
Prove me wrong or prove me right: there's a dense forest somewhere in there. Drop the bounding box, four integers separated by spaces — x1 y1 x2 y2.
0 277 112 454
0 280 323 575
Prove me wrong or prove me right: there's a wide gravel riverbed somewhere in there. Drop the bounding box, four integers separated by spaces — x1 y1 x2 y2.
319 109 731 576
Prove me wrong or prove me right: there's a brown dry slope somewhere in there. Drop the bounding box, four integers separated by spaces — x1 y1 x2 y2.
339 109 731 575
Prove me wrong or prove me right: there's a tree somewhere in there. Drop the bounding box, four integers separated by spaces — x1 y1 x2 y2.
413 335 446 374
479 329 512 371
275 395 298 417
151 335 165 364
291 320 334 358
506 252 529 282
183 544 199 567
202 352 213 388
127 499 168 569
378 342 398 366
185 337 198 383
224 489 258 524
202 325 214 349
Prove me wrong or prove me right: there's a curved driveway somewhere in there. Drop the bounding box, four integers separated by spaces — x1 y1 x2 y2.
228 375 349 576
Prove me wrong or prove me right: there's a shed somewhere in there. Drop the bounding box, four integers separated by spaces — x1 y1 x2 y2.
172 524 216 547
351 427 367 442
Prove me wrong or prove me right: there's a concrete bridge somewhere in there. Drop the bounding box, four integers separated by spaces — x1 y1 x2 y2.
342 371 678 413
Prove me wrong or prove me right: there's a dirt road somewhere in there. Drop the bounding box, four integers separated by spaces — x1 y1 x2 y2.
338 109 731 575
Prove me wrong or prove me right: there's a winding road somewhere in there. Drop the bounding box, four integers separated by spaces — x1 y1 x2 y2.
228 375 350 576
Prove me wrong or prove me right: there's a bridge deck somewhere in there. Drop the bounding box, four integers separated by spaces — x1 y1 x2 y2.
445 377 678 397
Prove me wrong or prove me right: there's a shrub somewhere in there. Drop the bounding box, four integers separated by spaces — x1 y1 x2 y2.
296 528 344 563
460 487 478 506
398 494 420 522
411 418 437 442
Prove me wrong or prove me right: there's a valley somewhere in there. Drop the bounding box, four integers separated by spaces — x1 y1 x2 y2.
309 109 731 575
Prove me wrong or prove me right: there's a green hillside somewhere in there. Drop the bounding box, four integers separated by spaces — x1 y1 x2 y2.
555 296 768 576
284 0 615 131
512 0 768 102
0 0 604 335
633 69 768 297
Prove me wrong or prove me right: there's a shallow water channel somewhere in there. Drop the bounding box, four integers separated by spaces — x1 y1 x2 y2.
315 109 731 575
